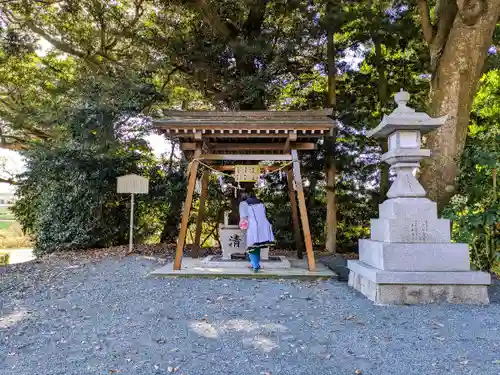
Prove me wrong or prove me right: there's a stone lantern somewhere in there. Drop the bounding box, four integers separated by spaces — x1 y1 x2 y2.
347 90 491 305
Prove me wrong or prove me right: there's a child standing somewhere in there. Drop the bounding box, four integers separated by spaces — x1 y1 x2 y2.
239 189 274 273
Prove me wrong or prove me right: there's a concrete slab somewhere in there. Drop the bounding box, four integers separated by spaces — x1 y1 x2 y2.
201 255 291 269
150 257 337 279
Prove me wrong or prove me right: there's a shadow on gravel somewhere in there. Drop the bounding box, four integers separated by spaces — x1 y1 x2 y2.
488 279 500 304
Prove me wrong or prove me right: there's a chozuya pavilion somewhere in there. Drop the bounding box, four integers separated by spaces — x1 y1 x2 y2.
150 110 337 278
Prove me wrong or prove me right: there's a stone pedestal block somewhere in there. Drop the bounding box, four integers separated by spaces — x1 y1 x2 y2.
219 225 246 259
348 260 490 305
378 198 438 219
370 218 451 243
358 240 470 271
219 225 269 260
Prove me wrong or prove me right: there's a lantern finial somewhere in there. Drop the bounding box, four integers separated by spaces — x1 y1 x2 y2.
394 90 410 109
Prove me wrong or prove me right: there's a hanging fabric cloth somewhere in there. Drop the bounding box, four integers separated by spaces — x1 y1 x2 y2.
195 178 202 194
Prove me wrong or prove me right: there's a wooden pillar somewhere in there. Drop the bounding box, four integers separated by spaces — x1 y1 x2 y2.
287 168 303 259
192 169 209 258
174 148 201 270
291 149 316 272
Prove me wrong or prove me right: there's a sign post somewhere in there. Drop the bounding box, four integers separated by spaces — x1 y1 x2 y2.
117 174 149 253
234 165 260 182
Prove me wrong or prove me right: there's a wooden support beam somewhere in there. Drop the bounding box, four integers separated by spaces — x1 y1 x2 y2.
160 109 333 118
284 132 298 152
215 142 312 151
291 149 316 271
194 131 203 141
192 169 209 258
200 154 292 161
287 167 303 259
211 165 282 172
181 142 316 151
155 121 332 130
172 133 290 139
174 148 201 270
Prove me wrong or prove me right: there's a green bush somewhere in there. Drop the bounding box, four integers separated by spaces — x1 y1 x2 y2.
13 146 142 254
12 144 187 256
0 251 9 265
444 195 499 271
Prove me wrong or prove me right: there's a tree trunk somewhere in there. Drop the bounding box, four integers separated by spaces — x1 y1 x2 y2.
324 3 337 254
417 0 500 209
373 34 390 203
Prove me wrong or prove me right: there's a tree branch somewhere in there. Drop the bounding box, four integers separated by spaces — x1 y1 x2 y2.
21 18 101 67
429 0 458 73
200 224 218 247
0 177 17 185
0 139 27 150
417 0 436 43
192 0 239 41
243 0 268 40
456 0 487 26
140 67 180 115
130 0 145 29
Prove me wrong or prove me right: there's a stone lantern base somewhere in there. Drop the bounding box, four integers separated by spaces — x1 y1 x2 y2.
347 198 491 305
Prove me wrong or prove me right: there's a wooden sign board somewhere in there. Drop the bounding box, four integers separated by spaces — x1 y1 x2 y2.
234 165 260 182
117 174 149 194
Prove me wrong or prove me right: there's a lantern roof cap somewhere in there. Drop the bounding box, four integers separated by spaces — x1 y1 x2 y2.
367 89 447 138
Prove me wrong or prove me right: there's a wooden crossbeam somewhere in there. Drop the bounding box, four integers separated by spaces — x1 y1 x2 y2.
211 165 282 172
181 142 316 151
200 154 292 161
162 132 325 138
161 109 333 118
155 121 331 130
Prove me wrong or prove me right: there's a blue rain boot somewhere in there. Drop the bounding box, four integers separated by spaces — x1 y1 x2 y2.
248 248 261 272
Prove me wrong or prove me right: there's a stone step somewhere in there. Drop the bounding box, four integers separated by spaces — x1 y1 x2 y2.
359 240 470 271
370 218 451 243
348 260 490 284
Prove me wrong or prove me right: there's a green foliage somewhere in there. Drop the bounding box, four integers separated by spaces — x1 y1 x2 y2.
2 0 498 257
14 145 137 254
13 142 188 255
138 159 187 244
10 59 187 254
0 251 9 265
444 70 500 271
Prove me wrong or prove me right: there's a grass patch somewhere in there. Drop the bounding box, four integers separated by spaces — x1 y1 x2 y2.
0 207 15 220
0 221 31 249
0 221 12 230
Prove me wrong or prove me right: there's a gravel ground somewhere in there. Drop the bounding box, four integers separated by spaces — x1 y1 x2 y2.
2 256 500 375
